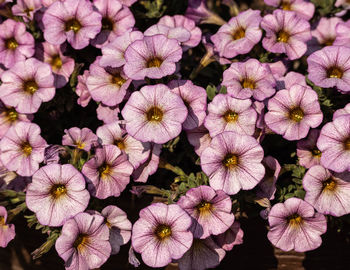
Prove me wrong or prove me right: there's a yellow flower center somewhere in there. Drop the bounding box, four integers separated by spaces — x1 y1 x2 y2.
73 234 89 251
5 38 18 50
102 17 114 31
241 78 256 89
281 1 292 10
344 137 350 150
147 57 163 68
322 178 337 192
21 142 32 156
289 107 304 122
146 106 163 122
287 214 303 227
114 139 126 150
232 27 245 40
155 224 172 240
111 74 126 87
196 201 212 214
312 148 322 157
223 153 239 168
51 55 62 70
224 110 239 123
50 184 67 198
75 141 85 149
327 66 343 79
65 19 82 33
23 80 38 95
99 163 111 178
277 30 290 43
0 216 5 226
323 38 334 46
6 108 18 122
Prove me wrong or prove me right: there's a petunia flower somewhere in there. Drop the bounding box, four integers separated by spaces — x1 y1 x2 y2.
82 144 133 199
211 9 262 59
0 58 55 114
222 59 276 101
213 221 244 251
123 34 182 80
267 197 327 252
204 94 257 137
310 17 342 52
119 0 137 6
12 0 42 22
307 46 350 93
0 122 46 177
264 0 315 20
201 131 265 195
185 0 226 26
303 165 350 217
132 203 193 268
144 24 191 44
334 20 350 47
168 80 207 130
0 19 34 68
317 114 350 173
265 84 323 141
186 125 212 156
86 57 131 107
42 0 102 50
121 84 187 144
96 104 120 124
62 127 98 152
75 70 91 107
297 129 322 168
177 185 234 239
333 103 350 120
91 0 135 48
256 156 281 200
0 206 15 248
26 164 90 226
276 71 307 91
55 212 111 270
261 9 311 60
101 205 132 254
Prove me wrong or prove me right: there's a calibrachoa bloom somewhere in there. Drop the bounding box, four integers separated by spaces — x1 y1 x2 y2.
121 84 188 144
101 205 132 254
264 0 315 20
144 24 191 44
177 185 235 239
86 57 131 107
82 145 133 199
303 165 350 217
204 94 257 137
333 103 350 120
0 58 55 114
96 104 120 124
55 212 111 270
43 0 102 49
132 203 193 268
276 71 307 90
201 131 265 195
334 20 350 47
91 0 135 48
317 115 350 172
12 0 42 22
213 221 244 251
261 9 311 60
265 84 323 141
0 122 46 177
0 206 15 248
222 59 276 101
307 46 350 93
311 17 342 49
26 164 90 226
256 156 281 200
186 125 212 156
0 19 34 68
123 34 182 80
211 9 262 59
75 70 91 107
62 127 98 152
168 80 207 130
297 129 322 168
267 198 327 252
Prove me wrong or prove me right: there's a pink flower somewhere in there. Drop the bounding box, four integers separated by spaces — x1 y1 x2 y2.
0 58 55 114
0 206 15 248
213 221 244 251
62 127 98 152
311 17 342 49
96 104 120 124
144 24 191 44
334 20 350 47
267 198 327 252
264 0 315 20
256 156 281 200
333 103 350 120
42 0 102 49
0 122 46 177
132 203 193 268
261 10 311 60
75 70 91 107
186 125 212 156
297 129 322 168
12 0 42 22
121 84 187 144
26 164 90 226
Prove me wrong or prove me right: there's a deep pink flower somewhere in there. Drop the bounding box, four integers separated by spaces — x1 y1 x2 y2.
334 20 350 47
211 9 262 59
82 145 133 199
267 198 327 252
75 70 91 107
42 0 102 49
222 59 276 101
12 0 42 22
26 164 90 226
55 212 111 270
132 203 193 268
0 122 46 177
0 206 15 248
264 0 315 20
123 34 182 80
297 129 322 168
261 10 311 60
204 94 257 137
307 46 350 93
62 127 98 152
0 58 55 114
201 131 265 195
317 115 350 173
121 84 187 144
0 19 34 68
265 84 323 141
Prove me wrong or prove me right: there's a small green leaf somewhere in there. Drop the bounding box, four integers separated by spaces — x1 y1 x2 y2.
206 84 217 101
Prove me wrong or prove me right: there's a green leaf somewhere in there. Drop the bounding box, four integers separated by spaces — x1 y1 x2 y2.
294 189 306 199
219 85 227 94
206 84 217 101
